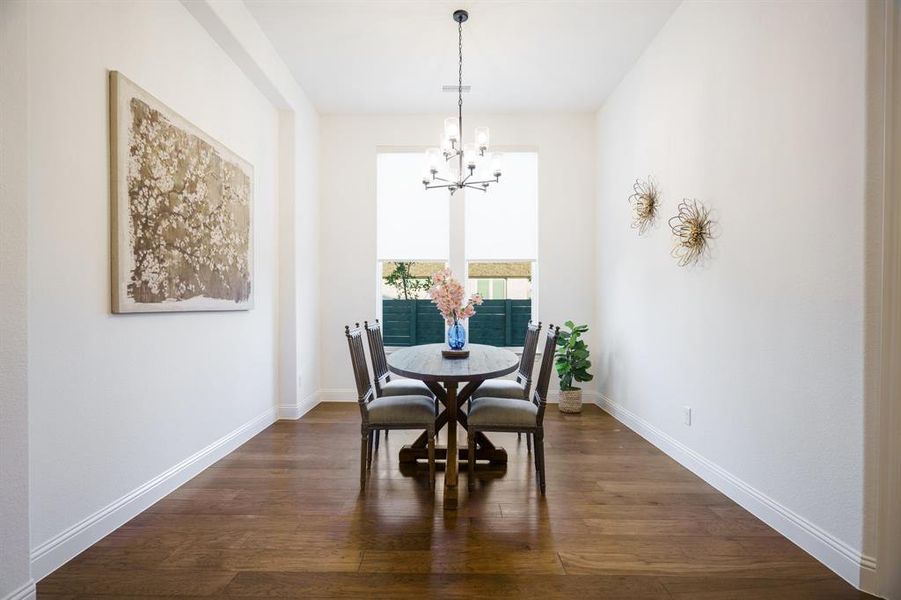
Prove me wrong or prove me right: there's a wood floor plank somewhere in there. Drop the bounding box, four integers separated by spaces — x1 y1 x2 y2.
160 546 363 572
660 575 873 599
37 568 236 596
222 571 672 599
358 549 566 574
37 403 871 599
559 550 829 578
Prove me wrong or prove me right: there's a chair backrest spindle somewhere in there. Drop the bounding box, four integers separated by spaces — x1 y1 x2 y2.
364 319 391 395
516 321 542 398
533 324 561 426
345 324 373 421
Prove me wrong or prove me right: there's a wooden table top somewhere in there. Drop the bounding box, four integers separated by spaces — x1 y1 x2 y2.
387 343 519 383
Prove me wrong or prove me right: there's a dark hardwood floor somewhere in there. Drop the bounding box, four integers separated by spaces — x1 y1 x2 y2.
38 402 872 599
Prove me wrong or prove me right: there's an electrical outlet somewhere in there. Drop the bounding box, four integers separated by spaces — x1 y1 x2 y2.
683 406 692 426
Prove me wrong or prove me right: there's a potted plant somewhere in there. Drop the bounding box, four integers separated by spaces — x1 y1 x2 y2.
555 321 593 413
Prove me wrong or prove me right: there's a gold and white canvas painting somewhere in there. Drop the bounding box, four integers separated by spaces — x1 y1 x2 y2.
109 71 253 313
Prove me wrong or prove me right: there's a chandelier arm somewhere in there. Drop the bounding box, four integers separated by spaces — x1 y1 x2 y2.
464 177 500 185
463 184 488 192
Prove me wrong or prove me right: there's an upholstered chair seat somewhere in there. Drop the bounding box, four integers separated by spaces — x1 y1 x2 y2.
380 378 433 398
470 379 526 401
468 397 538 428
367 395 437 426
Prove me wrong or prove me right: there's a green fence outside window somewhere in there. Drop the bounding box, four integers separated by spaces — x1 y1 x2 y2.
382 299 531 347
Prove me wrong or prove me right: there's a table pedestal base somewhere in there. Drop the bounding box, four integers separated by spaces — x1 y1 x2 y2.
399 444 508 465
383 345 522 511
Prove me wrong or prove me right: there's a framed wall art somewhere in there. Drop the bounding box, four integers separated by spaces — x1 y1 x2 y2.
109 71 253 313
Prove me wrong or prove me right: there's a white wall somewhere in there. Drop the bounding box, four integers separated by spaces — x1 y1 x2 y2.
276 108 320 418
319 114 596 394
24 0 298 580
178 0 322 421
595 0 871 587
1 1 34 597
292 109 321 413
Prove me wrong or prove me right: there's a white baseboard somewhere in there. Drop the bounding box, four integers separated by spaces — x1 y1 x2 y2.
318 388 356 402
278 390 321 419
2 580 35 600
591 392 876 589
30 407 277 582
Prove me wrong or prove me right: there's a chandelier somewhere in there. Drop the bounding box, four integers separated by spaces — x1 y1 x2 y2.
421 9 502 195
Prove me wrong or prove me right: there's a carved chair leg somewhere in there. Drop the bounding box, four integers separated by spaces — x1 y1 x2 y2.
375 429 381 452
360 433 368 490
468 430 476 490
526 432 532 453
367 432 374 470
427 430 436 491
535 431 546 495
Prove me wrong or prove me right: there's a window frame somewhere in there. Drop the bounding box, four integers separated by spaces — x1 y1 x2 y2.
375 146 539 349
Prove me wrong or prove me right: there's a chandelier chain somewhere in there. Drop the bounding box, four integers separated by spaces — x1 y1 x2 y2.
457 18 463 178
458 19 463 115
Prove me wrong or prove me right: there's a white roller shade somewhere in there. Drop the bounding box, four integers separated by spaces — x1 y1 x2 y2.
465 152 538 260
377 153 449 260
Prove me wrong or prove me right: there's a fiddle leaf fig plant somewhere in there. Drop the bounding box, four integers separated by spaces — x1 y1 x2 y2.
555 321 593 391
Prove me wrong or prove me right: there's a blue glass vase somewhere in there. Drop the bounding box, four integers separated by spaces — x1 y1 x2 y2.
447 321 466 350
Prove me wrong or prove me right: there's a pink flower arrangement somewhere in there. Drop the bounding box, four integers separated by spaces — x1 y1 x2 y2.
429 268 483 325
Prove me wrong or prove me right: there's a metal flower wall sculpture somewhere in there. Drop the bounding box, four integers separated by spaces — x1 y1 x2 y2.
668 199 716 267
628 176 660 235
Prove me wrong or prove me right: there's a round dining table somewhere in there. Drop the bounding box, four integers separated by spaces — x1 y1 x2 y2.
387 343 519 510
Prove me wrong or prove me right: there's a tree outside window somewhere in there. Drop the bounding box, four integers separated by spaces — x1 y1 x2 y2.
381 261 443 300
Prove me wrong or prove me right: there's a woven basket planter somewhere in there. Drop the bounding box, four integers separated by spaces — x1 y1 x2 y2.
558 389 583 413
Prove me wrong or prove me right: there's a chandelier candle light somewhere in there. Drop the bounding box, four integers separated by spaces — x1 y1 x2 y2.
422 9 503 194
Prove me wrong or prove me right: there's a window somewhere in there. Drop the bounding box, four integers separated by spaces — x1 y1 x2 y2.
377 150 538 346
467 262 532 300
380 262 442 300
475 279 505 300
465 152 538 262
465 153 537 347
466 261 534 346
376 153 448 261
376 153 449 346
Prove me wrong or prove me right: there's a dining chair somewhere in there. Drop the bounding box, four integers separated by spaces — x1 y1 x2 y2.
346 324 436 491
365 319 435 398
467 324 560 495
364 319 438 448
469 320 542 450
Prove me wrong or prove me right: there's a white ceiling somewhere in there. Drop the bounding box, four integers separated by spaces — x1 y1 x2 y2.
243 0 680 114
